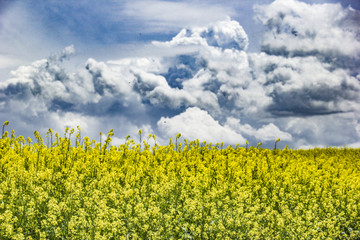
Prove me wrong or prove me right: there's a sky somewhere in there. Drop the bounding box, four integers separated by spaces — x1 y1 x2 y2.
0 0 360 148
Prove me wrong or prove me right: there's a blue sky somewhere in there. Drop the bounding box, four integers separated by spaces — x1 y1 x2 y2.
0 0 360 148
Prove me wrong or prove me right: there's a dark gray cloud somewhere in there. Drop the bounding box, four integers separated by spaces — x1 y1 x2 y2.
249 54 360 116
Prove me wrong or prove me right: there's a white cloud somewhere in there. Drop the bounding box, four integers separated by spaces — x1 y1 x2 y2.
225 117 292 142
157 107 246 144
255 123 292 142
254 0 360 58
153 18 249 50
284 112 360 147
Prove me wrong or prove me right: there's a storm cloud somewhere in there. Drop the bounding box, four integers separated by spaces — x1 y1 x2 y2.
1 0 359 148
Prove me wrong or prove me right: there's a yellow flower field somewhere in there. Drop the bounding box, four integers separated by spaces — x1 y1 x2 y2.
0 124 359 239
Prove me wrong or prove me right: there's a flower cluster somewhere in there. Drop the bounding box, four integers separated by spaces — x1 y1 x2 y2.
0 124 359 239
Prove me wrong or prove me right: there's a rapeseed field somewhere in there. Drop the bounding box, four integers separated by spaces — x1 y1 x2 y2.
0 122 359 239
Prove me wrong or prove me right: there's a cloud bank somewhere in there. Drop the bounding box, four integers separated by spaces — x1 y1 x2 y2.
1 0 360 148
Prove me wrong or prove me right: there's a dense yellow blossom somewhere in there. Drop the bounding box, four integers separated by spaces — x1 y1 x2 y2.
0 125 359 239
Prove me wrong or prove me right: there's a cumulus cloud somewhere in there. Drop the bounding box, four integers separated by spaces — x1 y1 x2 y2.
151 19 261 117
245 0 360 147
284 113 360 148
249 53 360 116
153 18 249 50
0 45 149 138
225 117 292 142
254 0 360 72
157 107 246 144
